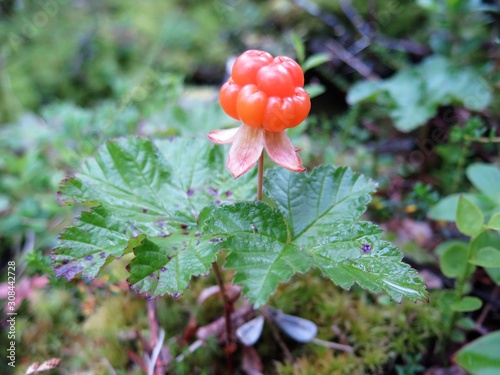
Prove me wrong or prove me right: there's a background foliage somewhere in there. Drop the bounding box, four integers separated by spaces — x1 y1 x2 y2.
1 0 499 374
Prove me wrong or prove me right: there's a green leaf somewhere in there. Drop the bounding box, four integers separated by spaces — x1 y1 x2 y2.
204 202 313 307
487 213 500 231
429 195 462 221
456 317 476 330
264 166 376 240
58 137 255 231
302 53 330 72
347 56 492 133
451 296 483 312
455 331 500 375
128 233 219 298
428 193 495 222
434 240 468 257
451 72 492 111
265 167 427 303
317 240 427 302
472 231 500 284
469 247 500 268
456 196 484 237
382 69 423 108
204 167 427 306
53 136 255 289
467 163 500 202
52 206 141 281
58 137 183 235
451 330 467 343
440 242 469 278
390 104 436 132
154 137 256 215
346 81 380 104
291 33 305 63
304 83 326 99
419 56 454 104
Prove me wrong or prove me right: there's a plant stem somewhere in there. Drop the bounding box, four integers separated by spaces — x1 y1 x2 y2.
261 307 293 362
212 260 234 374
444 238 476 359
455 241 475 302
146 299 166 375
451 140 470 194
475 285 500 333
257 152 264 201
464 136 500 143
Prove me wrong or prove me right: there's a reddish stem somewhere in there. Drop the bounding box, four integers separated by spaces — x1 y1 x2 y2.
257 152 264 201
212 260 235 374
147 299 165 375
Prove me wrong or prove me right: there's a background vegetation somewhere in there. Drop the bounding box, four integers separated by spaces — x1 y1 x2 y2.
0 0 499 374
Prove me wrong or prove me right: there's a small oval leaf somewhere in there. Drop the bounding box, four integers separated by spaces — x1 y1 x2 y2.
469 247 500 268
456 196 484 237
451 296 483 312
487 212 500 231
304 83 326 99
302 53 330 72
440 243 468 278
455 331 500 375
466 163 500 202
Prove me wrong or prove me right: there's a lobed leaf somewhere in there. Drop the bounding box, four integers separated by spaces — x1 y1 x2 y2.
58 137 182 236
264 166 376 240
52 206 142 281
204 167 427 306
204 202 312 307
346 55 492 132
317 241 426 302
128 233 219 298
53 136 254 296
266 167 426 303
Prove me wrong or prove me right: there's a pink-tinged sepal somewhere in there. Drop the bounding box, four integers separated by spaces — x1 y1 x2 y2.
227 125 265 178
208 127 240 144
264 131 305 173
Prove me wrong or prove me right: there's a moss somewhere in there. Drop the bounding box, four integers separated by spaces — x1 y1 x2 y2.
265 270 437 374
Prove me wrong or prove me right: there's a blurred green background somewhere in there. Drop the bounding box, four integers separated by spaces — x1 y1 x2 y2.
0 0 498 374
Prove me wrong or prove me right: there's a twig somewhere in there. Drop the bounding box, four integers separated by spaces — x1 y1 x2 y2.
260 307 293 363
299 1 382 79
146 299 166 375
128 349 148 373
451 139 471 194
197 301 254 342
212 260 235 374
176 339 204 363
368 0 377 25
103 357 118 375
148 328 165 375
464 136 500 143
147 299 159 347
295 0 429 56
475 285 500 334
339 0 429 56
324 39 380 80
339 0 373 38
311 338 354 353
293 0 343 32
